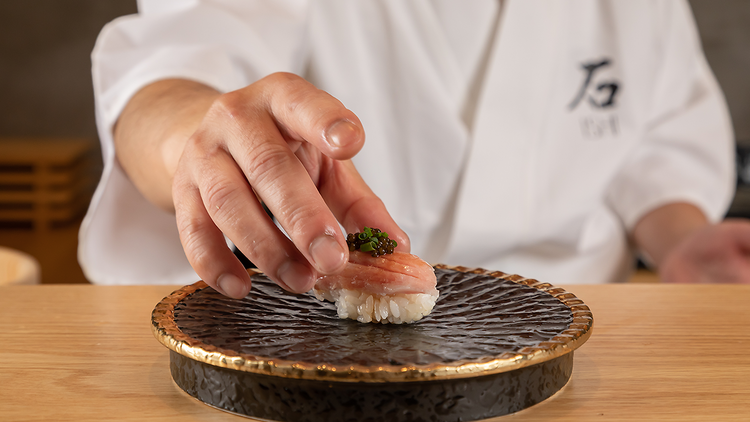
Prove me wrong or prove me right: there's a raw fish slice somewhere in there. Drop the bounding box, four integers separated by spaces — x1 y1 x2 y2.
314 251 439 324
316 251 437 295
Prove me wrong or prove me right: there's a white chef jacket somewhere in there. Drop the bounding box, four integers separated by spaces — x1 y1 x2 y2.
79 0 735 286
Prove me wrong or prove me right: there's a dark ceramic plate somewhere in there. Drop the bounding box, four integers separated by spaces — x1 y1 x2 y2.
152 265 593 421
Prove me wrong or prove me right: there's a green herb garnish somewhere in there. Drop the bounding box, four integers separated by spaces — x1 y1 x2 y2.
346 226 398 257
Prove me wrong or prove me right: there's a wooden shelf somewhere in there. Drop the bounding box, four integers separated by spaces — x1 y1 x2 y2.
0 138 98 230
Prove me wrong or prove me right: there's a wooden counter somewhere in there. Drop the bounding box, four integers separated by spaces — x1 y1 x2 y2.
1 283 748 421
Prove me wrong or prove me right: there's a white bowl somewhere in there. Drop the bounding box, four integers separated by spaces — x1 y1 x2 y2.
0 246 41 285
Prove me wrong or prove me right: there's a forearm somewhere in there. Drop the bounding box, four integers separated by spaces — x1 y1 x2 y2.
632 202 709 267
113 79 221 212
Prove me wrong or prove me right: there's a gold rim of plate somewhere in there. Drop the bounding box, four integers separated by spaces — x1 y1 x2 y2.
151 264 594 383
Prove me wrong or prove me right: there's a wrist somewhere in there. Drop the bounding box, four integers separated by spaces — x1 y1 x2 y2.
632 202 709 267
114 79 220 212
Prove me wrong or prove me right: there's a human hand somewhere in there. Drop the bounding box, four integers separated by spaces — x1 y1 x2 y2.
659 219 750 284
170 73 408 298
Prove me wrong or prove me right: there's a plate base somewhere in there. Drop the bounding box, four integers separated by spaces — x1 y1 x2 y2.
170 350 574 422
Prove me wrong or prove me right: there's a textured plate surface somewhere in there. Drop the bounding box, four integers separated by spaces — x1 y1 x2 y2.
152 265 593 383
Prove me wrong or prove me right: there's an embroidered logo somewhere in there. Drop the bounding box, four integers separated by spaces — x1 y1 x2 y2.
569 58 620 139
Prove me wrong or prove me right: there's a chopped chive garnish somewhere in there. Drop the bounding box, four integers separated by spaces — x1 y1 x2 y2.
345 227 398 257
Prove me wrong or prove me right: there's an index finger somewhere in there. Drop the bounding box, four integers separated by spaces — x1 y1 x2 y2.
263 72 366 161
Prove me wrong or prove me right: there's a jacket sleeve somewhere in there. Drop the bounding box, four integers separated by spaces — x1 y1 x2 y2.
79 0 310 285
606 0 735 232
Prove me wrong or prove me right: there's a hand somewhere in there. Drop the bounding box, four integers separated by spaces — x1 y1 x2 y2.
115 73 409 298
659 219 750 284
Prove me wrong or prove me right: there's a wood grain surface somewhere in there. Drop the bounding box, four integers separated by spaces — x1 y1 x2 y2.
0 283 748 421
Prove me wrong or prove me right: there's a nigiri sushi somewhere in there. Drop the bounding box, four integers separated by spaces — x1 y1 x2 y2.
313 227 438 324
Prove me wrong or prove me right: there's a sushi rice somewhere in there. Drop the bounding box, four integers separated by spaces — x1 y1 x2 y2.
314 288 439 324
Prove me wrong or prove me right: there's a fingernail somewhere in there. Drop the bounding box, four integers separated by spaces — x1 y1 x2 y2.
325 120 359 148
309 235 347 274
217 273 249 299
278 260 314 293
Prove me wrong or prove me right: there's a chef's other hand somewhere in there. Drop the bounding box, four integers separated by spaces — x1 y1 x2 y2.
114 73 409 299
633 203 750 284
659 219 750 284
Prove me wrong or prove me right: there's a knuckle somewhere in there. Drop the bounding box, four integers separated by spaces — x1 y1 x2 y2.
177 214 214 266
202 178 245 223
283 83 315 112
245 143 293 181
209 90 246 121
171 170 191 193
276 201 321 235
262 71 302 88
180 122 238 173
181 143 227 184
261 72 307 106
262 73 328 116
234 231 273 264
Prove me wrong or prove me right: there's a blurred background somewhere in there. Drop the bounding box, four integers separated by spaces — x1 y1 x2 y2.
0 0 748 285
